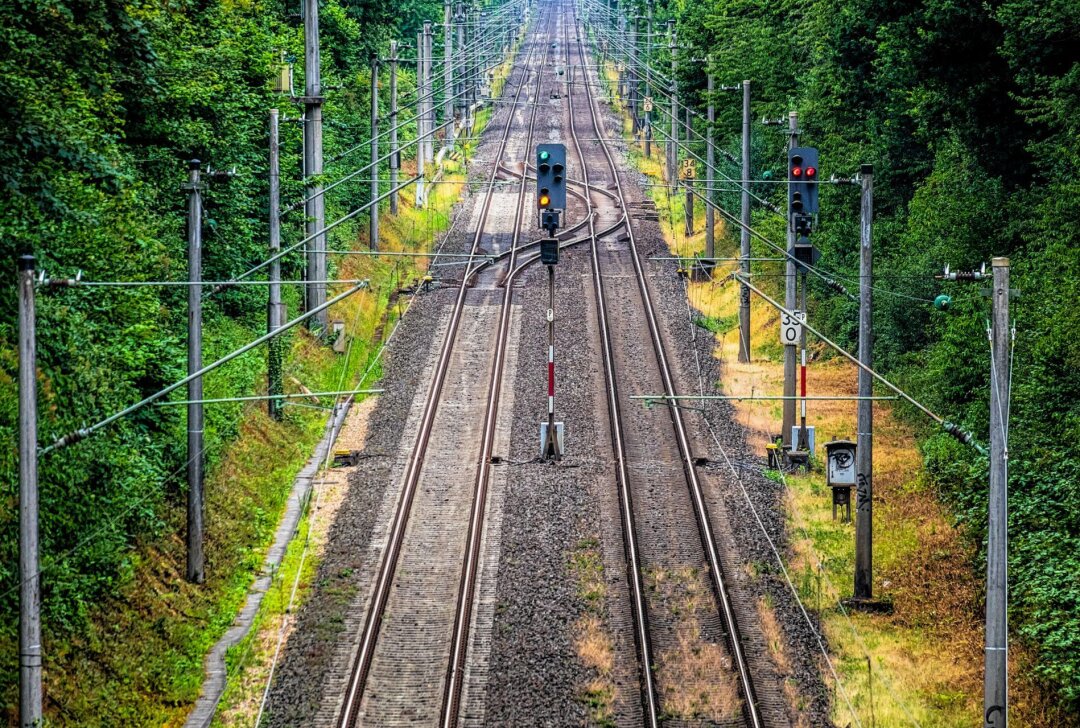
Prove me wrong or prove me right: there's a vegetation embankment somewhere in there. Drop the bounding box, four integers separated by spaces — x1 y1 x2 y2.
597 40 1077 724
0 0 461 722
596 0 1080 716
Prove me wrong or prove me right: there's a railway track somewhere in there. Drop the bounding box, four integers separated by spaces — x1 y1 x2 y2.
335 10 559 727
329 3 782 725
562 3 766 725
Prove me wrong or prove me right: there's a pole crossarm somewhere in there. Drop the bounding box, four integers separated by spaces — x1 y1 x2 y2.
731 272 985 453
216 175 420 291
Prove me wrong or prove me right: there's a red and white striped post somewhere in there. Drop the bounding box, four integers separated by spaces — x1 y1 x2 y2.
800 346 808 446
543 263 562 460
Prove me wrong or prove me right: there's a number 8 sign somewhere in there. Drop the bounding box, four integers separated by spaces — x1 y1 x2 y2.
780 310 805 345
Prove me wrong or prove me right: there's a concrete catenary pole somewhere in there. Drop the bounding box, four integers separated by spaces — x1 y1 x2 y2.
303 0 327 331
268 112 284 421
705 69 714 262
629 16 638 135
782 111 798 448
456 3 465 126
370 56 380 251
684 106 693 236
617 14 626 100
667 19 677 191
389 41 400 216
424 22 434 164
644 0 652 158
854 164 874 600
444 0 455 153
738 79 752 363
18 254 42 728
185 159 205 584
984 256 1011 728
416 30 427 208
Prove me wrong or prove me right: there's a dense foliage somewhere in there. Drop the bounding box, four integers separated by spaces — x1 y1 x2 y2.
656 0 1079 708
0 0 439 715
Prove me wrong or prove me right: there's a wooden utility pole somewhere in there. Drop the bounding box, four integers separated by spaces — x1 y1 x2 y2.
984 256 1011 727
854 164 874 600
18 254 42 728
185 159 205 584
303 0 327 331
738 79 751 363
268 112 284 421
782 112 798 448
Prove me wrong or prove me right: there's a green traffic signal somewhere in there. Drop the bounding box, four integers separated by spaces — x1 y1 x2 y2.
539 151 550 161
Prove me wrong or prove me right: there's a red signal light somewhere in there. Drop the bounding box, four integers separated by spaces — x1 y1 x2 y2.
792 166 803 177
806 166 816 177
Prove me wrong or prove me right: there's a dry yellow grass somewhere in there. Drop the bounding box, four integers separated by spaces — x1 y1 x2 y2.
600 83 1070 727
645 566 741 722
569 538 617 727
575 615 614 676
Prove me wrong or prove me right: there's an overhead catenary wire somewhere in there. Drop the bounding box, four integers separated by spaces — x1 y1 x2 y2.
41 283 369 455
733 272 985 451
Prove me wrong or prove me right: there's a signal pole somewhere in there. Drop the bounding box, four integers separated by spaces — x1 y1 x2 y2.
303 0 327 331
782 111 798 449
985 257 1011 728
544 263 561 460
389 41 399 216
370 56 379 251
738 79 751 363
18 254 42 728
268 112 284 421
184 159 205 584
854 164 874 600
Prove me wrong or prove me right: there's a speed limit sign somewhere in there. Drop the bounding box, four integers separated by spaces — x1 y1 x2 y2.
780 310 805 346
643 96 654 112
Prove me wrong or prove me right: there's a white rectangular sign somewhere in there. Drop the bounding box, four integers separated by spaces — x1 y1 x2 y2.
780 310 805 346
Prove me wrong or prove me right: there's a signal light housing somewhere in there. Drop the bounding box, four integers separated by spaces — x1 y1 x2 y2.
536 144 567 229
788 147 819 215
